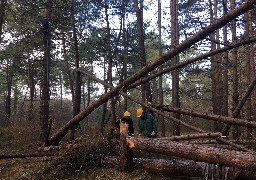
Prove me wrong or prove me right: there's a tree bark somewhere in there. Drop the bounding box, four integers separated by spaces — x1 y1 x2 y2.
46 2 256 146
40 0 52 144
153 106 256 128
127 138 256 171
104 156 256 179
157 0 165 137
158 132 222 141
70 0 81 141
119 123 134 171
105 1 116 125
170 0 180 136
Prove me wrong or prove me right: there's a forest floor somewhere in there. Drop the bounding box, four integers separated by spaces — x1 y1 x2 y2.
0 123 201 180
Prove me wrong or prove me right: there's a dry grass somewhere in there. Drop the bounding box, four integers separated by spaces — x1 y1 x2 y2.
0 121 199 180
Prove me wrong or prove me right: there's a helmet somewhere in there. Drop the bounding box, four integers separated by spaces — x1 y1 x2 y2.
137 108 143 118
124 111 130 117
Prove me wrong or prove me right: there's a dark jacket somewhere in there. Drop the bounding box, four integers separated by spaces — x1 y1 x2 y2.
138 112 158 138
115 117 134 135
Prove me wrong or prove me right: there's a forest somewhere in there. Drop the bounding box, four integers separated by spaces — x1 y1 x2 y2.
0 0 256 179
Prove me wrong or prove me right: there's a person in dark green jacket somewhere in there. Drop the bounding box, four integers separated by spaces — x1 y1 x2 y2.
137 108 158 138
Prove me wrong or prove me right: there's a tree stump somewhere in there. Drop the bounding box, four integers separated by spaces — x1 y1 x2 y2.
119 122 134 172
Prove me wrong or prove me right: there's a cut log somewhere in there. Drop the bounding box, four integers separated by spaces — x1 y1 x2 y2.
46 1 256 146
158 132 222 141
127 138 256 171
103 156 256 179
0 153 55 159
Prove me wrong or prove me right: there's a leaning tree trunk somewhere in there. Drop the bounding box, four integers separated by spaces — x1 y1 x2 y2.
46 2 256 146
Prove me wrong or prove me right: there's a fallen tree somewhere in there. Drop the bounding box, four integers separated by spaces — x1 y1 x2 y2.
152 105 256 128
158 132 222 141
46 1 256 146
0 153 55 159
125 37 256 91
127 137 256 171
103 156 256 179
78 68 252 152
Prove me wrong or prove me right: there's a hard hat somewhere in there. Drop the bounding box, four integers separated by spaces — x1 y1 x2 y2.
124 111 130 117
137 108 143 118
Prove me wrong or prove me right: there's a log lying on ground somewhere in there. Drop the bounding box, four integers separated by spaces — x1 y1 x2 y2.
0 153 55 159
158 132 222 141
103 156 256 179
46 1 256 146
127 138 256 171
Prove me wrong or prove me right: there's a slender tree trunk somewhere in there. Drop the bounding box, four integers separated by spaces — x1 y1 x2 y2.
158 0 165 137
105 1 116 125
70 0 81 140
245 1 255 139
62 37 74 103
28 60 35 122
222 0 229 117
5 59 14 126
133 0 148 104
230 0 240 139
170 0 180 135
40 0 51 143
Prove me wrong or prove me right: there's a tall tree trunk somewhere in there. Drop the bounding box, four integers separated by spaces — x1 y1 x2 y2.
70 0 81 140
222 0 229 117
28 59 35 122
105 0 116 125
170 0 180 135
123 21 128 111
133 0 149 104
40 0 51 143
244 2 255 139
62 37 74 103
230 0 240 139
158 0 165 137
5 59 14 126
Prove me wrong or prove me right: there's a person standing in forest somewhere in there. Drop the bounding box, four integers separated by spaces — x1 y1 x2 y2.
115 111 134 136
137 108 158 138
